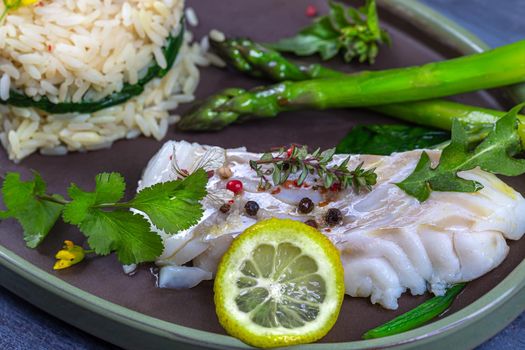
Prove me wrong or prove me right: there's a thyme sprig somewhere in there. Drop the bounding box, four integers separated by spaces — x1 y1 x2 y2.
249 145 377 192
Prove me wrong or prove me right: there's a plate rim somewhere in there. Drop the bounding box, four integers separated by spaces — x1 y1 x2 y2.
1 243 524 350
1 0 524 349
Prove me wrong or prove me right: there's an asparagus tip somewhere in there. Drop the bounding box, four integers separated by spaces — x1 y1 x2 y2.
177 88 245 131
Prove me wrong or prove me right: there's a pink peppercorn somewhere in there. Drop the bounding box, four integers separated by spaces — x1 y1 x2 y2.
306 5 318 17
226 180 243 195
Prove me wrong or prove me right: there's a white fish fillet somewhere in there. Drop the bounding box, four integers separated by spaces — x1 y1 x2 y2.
139 141 525 309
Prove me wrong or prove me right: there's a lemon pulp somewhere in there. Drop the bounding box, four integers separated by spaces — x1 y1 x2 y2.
214 218 345 348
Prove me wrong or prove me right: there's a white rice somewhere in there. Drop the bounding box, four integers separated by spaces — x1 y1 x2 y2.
209 29 226 43
185 7 198 27
0 73 9 100
0 0 185 102
0 0 209 162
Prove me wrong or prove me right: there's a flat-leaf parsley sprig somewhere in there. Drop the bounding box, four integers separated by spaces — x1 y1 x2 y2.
250 145 377 192
0 169 208 265
397 103 525 201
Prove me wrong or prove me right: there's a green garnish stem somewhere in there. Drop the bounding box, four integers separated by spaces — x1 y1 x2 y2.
37 194 69 206
362 283 466 339
251 146 377 192
0 8 8 23
36 194 129 209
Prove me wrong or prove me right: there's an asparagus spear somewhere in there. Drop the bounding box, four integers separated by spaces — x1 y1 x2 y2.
215 38 525 145
209 38 343 82
178 39 525 132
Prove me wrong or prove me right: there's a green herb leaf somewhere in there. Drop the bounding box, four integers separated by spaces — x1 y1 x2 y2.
62 172 125 225
78 210 163 265
272 166 282 185
128 169 208 233
397 104 525 201
252 145 377 192
270 17 340 60
320 147 336 163
268 0 390 64
261 152 273 161
93 173 126 204
336 124 450 155
1 172 64 248
63 172 163 264
2 168 208 266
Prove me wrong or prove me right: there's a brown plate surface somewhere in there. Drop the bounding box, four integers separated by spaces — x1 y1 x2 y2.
0 0 524 345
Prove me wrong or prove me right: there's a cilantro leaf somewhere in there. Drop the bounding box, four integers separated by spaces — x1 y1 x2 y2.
397 104 525 201
268 0 390 64
93 172 126 204
1 172 64 248
129 169 208 233
62 183 95 225
78 210 163 265
63 172 163 264
63 172 125 225
4 167 207 265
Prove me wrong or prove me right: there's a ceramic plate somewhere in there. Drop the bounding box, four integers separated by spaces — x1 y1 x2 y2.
1 0 524 349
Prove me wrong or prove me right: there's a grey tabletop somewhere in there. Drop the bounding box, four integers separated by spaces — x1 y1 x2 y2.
1 1 525 349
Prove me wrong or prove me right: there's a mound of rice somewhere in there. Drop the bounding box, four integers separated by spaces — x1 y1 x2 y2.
0 0 211 161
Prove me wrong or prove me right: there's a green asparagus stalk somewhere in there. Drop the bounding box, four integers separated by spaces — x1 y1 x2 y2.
210 38 343 82
219 38 525 145
178 39 525 133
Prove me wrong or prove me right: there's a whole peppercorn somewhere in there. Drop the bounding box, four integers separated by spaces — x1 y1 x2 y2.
226 179 243 195
244 201 260 216
219 204 231 214
325 208 343 226
306 4 318 17
218 166 233 179
298 197 315 214
304 219 318 229
286 145 295 158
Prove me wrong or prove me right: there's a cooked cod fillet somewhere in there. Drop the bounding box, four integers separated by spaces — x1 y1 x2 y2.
138 141 525 309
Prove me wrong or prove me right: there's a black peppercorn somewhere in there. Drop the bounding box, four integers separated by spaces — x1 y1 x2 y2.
298 197 315 214
244 201 260 216
325 208 343 226
219 204 231 214
304 219 318 229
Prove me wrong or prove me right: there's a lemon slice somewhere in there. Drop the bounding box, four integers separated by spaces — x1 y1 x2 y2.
214 218 345 348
